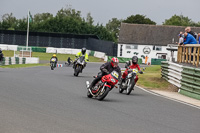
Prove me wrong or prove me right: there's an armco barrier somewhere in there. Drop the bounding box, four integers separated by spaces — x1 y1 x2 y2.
180 66 200 99
161 61 200 100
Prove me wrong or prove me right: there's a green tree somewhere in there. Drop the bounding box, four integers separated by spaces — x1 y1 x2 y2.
1 13 17 30
123 14 156 25
15 18 27 30
94 24 115 41
163 15 195 26
56 7 82 21
86 12 94 26
106 18 122 42
0 7 116 42
33 13 53 24
194 21 200 27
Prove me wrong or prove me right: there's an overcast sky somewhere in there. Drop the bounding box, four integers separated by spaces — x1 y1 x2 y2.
0 0 200 25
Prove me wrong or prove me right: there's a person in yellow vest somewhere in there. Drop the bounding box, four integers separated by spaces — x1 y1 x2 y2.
73 48 89 68
145 55 148 65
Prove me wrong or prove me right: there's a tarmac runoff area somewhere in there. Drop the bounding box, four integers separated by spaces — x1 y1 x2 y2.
137 85 200 109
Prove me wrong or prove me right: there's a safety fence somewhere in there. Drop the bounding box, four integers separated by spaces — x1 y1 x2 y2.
0 57 39 65
0 30 117 56
161 61 200 100
0 44 105 58
0 44 107 64
177 44 200 67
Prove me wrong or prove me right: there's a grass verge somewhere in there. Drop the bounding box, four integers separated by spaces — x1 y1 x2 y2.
137 65 178 91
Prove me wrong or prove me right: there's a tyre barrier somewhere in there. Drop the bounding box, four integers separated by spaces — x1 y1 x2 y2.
161 61 200 100
0 57 39 65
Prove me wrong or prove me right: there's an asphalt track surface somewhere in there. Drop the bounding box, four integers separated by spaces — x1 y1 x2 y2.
0 63 200 133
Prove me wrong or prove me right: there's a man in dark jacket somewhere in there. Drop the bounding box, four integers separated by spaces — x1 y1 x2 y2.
88 57 121 92
185 27 197 39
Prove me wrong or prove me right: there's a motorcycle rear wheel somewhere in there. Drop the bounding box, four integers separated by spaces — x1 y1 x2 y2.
97 87 110 101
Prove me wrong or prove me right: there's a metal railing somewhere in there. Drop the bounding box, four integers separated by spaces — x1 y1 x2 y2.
177 44 200 67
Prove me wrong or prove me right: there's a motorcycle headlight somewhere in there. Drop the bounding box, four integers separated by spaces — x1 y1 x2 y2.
111 78 116 83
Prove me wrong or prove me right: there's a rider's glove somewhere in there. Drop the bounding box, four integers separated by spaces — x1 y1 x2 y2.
139 71 143 74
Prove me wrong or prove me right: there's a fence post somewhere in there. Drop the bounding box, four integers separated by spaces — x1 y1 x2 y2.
197 47 200 67
186 47 188 63
193 47 196 65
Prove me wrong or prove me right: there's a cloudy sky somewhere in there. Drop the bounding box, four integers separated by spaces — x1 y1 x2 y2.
0 0 199 25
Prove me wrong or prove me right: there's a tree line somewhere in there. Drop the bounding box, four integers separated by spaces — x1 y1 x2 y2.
0 7 200 43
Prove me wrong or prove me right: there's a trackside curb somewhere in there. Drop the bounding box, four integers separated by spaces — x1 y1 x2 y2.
136 85 200 110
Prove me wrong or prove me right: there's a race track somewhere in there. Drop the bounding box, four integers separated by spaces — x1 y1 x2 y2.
0 63 200 133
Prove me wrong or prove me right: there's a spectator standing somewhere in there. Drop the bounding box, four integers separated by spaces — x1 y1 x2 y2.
178 32 184 45
183 32 197 61
185 27 197 39
145 55 148 65
198 33 200 44
183 32 197 44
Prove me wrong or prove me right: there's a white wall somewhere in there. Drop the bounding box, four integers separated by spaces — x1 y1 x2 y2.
118 44 178 63
0 44 18 51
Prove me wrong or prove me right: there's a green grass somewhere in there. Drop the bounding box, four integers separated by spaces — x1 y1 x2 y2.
2 50 14 57
137 65 177 91
2 50 104 62
32 52 103 62
0 63 48 68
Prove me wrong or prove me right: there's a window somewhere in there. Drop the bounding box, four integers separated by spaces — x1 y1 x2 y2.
126 45 138 49
153 46 162 51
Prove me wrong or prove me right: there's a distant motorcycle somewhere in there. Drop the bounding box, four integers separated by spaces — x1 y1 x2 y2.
86 70 119 101
73 56 85 76
119 68 143 95
50 58 57 70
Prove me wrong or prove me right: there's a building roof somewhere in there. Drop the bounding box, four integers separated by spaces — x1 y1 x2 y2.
118 23 200 46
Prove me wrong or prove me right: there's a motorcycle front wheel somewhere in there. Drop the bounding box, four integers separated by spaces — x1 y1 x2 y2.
50 63 54 70
74 65 80 76
126 78 135 95
119 81 124 93
87 90 93 98
97 87 110 101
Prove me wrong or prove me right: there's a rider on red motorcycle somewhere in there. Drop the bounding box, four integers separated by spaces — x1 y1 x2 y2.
121 56 143 83
88 57 121 92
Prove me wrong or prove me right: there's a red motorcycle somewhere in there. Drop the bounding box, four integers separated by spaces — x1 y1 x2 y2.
86 71 119 101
